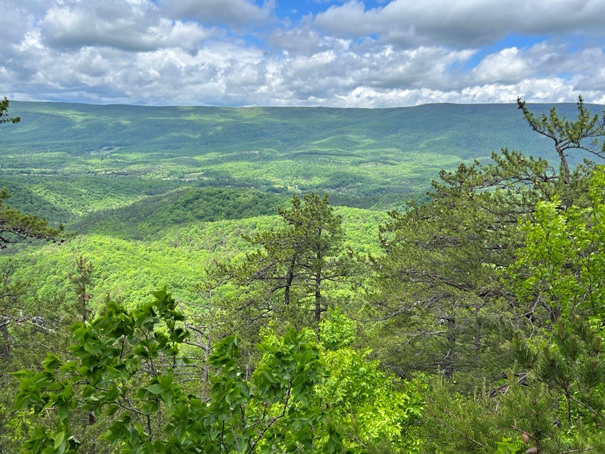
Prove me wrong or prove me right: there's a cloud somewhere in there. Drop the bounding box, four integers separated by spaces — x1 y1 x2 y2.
158 0 274 27
472 48 532 83
39 0 210 52
470 41 605 93
267 26 344 56
2 0 605 107
314 0 605 48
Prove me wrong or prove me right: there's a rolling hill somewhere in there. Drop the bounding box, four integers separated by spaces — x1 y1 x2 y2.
1 101 596 224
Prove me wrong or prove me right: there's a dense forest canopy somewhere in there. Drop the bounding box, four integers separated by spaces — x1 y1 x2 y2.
1 101 600 217
1 97 605 453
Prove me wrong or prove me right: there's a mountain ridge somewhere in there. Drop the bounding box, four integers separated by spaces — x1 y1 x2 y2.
1 100 600 221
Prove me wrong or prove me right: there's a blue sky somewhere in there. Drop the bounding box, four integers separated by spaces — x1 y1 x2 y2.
1 0 604 107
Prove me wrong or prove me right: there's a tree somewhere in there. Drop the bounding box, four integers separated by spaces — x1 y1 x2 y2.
276 193 349 323
419 168 605 453
0 188 64 248
509 167 605 325
372 181 518 382
0 259 72 453
0 98 68 451
369 99 605 384
0 98 63 247
209 193 352 338
12 289 424 453
0 98 20 125
517 96 605 186
69 256 94 322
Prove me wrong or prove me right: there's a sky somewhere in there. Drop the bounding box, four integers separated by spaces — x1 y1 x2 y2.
2 0 605 107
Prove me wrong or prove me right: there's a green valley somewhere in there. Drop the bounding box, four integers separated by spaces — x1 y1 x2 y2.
1 101 592 217
3 98 605 453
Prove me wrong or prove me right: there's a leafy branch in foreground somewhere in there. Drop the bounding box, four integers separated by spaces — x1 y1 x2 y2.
12 289 424 453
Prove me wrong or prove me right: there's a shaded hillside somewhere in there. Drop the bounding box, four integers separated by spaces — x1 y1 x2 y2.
70 187 286 240
0 175 182 224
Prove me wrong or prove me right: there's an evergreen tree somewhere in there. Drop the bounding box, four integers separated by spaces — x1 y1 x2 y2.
0 98 63 247
517 96 605 187
370 99 605 385
0 98 67 452
0 98 20 125
209 193 352 338
420 168 605 453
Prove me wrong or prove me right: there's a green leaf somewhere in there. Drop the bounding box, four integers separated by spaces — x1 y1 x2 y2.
144 383 164 395
54 431 66 450
42 354 62 371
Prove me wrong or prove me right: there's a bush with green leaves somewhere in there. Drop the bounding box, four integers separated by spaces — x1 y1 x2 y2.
12 288 424 453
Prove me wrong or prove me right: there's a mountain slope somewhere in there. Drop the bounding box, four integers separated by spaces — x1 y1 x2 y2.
1 101 600 221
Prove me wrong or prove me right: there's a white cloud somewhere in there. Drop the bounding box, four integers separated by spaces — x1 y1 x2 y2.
2 0 605 107
314 0 605 47
472 48 532 83
39 0 211 52
158 0 273 27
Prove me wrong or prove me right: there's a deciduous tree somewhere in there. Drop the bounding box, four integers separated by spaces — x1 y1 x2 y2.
12 289 424 453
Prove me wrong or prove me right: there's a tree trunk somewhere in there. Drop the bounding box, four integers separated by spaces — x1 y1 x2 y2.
0 319 9 358
556 144 571 186
443 315 456 380
284 255 297 306
314 270 322 323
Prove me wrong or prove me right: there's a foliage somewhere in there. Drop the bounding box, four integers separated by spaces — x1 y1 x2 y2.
69 255 94 322
514 317 605 433
517 96 605 185
6 95 605 453
12 288 424 453
0 98 20 124
368 98 605 387
0 188 65 248
3 101 594 211
207 193 356 344
71 187 286 240
419 373 559 453
318 307 357 350
494 437 525 454
0 99 64 248
0 260 72 453
417 167 605 452
370 167 521 383
510 168 605 325
317 344 424 453
1 205 382 314
502 168 605 450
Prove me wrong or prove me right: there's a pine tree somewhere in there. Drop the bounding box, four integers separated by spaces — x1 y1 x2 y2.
0 98 20 125
211 193 351 335
370 98 605 384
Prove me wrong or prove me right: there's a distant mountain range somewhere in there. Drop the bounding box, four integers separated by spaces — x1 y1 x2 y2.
0 101 600 220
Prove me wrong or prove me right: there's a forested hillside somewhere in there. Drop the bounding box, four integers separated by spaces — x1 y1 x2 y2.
2 97 605 453
1 101 597 218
